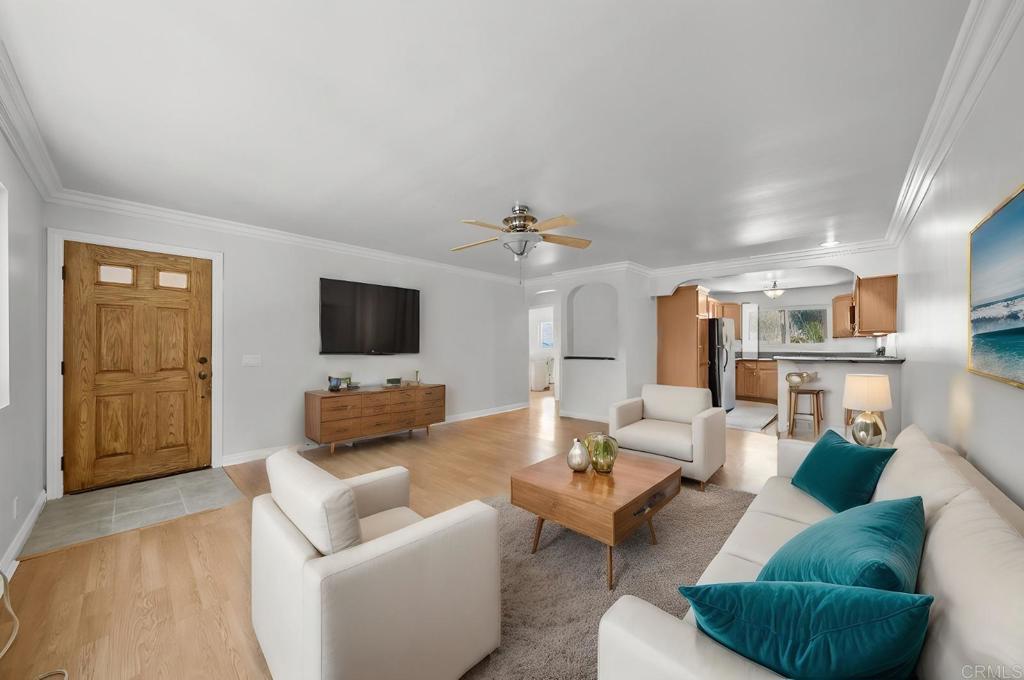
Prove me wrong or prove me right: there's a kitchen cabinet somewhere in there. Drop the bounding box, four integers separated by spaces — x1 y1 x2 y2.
721 303 742 338
736 360 777 403
658 285 711 387
853 275 898 335
832 294 854 338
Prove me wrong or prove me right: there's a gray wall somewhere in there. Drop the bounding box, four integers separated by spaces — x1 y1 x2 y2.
0 133 46 573
898 20 1024 506
44 202 529 458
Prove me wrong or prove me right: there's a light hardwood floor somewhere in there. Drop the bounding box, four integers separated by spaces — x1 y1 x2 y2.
0 392 776 679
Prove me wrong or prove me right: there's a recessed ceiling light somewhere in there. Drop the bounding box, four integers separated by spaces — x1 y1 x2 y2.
535 289 556 294
820 239 841 248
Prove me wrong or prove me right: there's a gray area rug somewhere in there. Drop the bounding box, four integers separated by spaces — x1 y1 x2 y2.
463 484 755 680
727 400 779 433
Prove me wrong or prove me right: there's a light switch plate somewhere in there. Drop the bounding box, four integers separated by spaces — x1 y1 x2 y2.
242 354 262 367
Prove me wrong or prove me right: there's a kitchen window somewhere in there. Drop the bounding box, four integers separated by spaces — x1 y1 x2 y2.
758 307 827 345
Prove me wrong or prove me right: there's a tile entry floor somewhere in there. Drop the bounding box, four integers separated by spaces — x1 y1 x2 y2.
20 467 243 557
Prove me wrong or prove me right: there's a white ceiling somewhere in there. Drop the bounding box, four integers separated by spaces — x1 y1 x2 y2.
689 265 854 294
0 1 967 277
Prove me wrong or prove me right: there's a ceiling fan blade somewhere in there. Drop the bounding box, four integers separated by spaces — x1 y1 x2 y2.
533 215 578 232
541 233 591 249
450 237 499 252
460 219 504 231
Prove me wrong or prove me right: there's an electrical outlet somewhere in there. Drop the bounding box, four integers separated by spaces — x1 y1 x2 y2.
12 496 18 520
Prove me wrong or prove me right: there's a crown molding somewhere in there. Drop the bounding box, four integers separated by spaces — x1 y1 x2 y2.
48 188 522 285
885 0 1024 246
0 41 62 198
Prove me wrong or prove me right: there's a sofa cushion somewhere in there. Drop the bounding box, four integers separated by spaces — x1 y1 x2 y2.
758 497 925 593
266 449 361 555
359 506 423 542
640 384 711 424
719 510 810 566
697 551 763 585
679 581 934 680
873 425 971 524
614 419 693 462
747 476 834 526
916 488 1024 678
792 429 896 513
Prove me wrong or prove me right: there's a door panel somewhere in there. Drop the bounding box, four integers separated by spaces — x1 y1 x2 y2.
64 241 212 492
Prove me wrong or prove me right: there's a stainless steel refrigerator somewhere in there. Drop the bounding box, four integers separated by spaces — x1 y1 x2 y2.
708 318 736 411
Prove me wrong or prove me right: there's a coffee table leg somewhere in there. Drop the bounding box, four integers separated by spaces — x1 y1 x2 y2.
647 515 658 545
531 517 545 554
607 546 614 590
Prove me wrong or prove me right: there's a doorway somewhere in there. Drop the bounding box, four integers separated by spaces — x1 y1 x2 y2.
528 306 556 397
62 241 214 492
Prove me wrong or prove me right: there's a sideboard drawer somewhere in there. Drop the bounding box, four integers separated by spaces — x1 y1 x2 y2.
360 414 396 435
393 411 417 429
415 406 445 426
361 404 388 417
419 397 444 410
321 396 362 421
362 393 389 408
321 418 361 442
418 387 445 403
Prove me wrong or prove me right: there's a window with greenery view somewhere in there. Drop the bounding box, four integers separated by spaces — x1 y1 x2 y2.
758 307 827 345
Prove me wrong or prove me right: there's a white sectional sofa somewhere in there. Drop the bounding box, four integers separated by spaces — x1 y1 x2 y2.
598 426 1024 679
609 385 726 487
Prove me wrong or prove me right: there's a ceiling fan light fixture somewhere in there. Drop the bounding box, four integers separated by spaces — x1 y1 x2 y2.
763 281 786 299
500 231 542 261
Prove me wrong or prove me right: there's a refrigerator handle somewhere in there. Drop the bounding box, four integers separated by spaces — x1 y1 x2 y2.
722 346 729 369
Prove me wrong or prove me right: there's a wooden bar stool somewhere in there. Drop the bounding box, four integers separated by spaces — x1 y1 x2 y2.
788 388 824 438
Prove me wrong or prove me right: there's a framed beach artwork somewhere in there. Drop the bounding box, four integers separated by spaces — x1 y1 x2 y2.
969 183 1024 389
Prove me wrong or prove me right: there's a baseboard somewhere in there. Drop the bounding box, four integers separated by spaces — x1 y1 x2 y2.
439 402 528 425
220 402 530 467
557 410 607 423
1 490 47 578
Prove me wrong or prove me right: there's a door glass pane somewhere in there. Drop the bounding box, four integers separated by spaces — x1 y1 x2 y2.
158 271 189 289
98 264 133 285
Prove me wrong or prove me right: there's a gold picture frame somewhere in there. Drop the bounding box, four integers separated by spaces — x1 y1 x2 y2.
968 182 1024 389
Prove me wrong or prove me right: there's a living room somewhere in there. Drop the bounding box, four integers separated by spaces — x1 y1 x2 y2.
1 1 1023 678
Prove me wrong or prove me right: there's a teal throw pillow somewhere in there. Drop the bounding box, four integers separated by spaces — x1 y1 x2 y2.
758 496 925 592
679 581 933 679
792 430 896 512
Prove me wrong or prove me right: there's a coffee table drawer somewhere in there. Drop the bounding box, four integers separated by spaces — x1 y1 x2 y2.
612 475 681 542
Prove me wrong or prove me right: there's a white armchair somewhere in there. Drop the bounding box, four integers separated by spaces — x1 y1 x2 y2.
609 385 726 488
252 450 500 680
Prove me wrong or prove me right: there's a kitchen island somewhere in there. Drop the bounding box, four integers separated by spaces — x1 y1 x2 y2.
774 355 903 439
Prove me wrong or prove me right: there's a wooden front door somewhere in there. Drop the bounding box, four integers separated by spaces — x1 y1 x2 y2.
63 242 212 492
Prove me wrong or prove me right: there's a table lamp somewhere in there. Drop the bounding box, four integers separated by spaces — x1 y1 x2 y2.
843 374 892 447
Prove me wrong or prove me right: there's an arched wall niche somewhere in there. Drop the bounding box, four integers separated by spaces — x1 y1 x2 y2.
565 282 618 358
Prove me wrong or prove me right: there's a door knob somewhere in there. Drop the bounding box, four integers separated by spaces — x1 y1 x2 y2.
198 371 209 380
198 356 209 364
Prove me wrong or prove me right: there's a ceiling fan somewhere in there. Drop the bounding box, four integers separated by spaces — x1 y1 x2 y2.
451 203 591 261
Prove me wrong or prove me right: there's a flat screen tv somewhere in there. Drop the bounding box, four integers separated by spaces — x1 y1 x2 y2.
320 278 420 354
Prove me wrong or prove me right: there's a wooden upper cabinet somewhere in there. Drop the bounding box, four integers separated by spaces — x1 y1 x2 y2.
832 294 854 338
657 285 709 388
853 275 898 335
720 303 742 338
696 287 710 318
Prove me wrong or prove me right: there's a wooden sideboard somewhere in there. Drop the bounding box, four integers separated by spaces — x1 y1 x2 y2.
305 384 446 452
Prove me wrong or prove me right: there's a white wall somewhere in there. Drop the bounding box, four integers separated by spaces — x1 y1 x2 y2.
714 283 877 353
898 19 1024 506
44 202 528 459
0 134 46 574
526 266 656 421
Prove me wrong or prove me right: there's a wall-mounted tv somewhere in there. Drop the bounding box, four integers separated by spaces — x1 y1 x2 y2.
320 278 420 355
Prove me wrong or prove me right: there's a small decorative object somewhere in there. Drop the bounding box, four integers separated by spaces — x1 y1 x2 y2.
785 371 812 389
327 376 344 392
843 374 892 447
385 377 402 387
584 432 619 474
969 183 1024 389
566 438 590 472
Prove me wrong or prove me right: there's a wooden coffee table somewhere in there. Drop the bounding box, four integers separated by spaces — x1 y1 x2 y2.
510 452 682 589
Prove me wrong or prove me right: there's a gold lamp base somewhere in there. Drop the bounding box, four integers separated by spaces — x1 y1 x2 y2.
851 411 887 447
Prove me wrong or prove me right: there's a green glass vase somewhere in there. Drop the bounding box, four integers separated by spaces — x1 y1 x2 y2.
584 433 619 474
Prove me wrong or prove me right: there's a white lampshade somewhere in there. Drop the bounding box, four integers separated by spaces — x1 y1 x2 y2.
843 374 892 412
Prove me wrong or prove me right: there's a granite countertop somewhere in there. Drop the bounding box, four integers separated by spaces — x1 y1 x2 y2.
772 354 905 364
